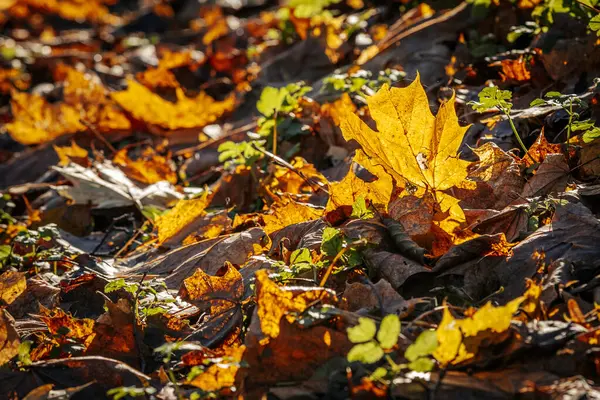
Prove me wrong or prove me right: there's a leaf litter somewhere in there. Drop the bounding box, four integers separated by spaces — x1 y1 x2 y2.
1 0 600 399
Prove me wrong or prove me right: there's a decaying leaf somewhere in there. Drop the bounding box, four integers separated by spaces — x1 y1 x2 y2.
186 345 245 392
179 262 243 314
0 270 26 305
262 198 324 235
113 147 177 185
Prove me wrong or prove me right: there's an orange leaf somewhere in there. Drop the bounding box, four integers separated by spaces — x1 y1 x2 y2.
0 271 26 305
53 141 89 166
255 270 336 341
179 262 243 314
113 147 177 184
262 198 323 235
0 310 20 366
187 345 245 392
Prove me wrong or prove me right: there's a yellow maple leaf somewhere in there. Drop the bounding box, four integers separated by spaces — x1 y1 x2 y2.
340 74 471 238
262 198 323 235
112 79 235 131
326 150 393 213
434 297 523 366
155 192 212 245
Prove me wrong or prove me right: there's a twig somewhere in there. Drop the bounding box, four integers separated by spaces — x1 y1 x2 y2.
252 143 330 195
80 118 117 154
173 121 257 157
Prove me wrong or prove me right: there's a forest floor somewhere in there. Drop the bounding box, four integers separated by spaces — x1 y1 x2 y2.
1 0 600 399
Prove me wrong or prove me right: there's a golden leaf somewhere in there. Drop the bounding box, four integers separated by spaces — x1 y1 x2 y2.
7 68 130 145
0 310 20 366
112 79 235 131
434 297 523 366
266 157 326 197
18 0 119 24
113 147 177 184
262 198 323 235
155 192 212 245
326 150 393 213
179 262 243 314
0 271 26 305
187 345 245 392
137 49 197 89
340 74 471 240
32 307 96 360
7 91 84 145
53 141 89 166
255 270 336 340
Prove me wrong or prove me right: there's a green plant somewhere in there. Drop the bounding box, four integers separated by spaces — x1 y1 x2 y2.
347 315 401 364
104 278 174 322
530 91 598 144
106 386 156 400
219 82 311 167
470 86 531 159
322 69 404 100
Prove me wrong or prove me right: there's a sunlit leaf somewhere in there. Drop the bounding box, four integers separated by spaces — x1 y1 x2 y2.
155 192 212 245
112 80 235 131
340 74 472 246
347 317 376 343
376 314 400 349
347 340 384 364
434 297 524 366
0 270 26 305
0 310 20 366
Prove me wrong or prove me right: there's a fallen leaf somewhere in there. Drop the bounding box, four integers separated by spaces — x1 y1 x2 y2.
112 80 235 132
434 297 524 366
53 142 89 167
340 74 472 247
187 345 245 392
0 271 26 305
155 192 212 245
262 198 323 235
0 310 20 366
255 269 336 341
326 150 393 214
179 262 244 314
113 147 177 185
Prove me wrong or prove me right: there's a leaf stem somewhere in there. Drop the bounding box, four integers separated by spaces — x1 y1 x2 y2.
504 108 534 163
